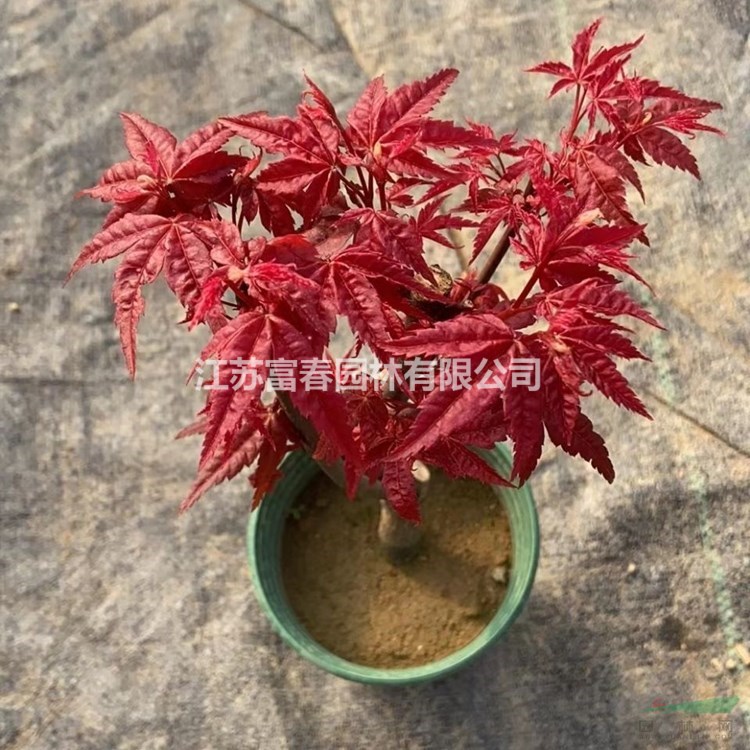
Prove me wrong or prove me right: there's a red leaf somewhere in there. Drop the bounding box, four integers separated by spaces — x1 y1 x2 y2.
527 60 575 81
80 160 154 203
251 404 297 507
391 373 505 459
182 413 264 511
189 275 227 330
259 158 328 194
542 280 663 328
347 75 387 148
418 119 491 150
161 219 218 309
572 18 603 73
69 214 217 375
574 349 651 417
385 313 513 359
540 353 581 445
424 440 511 486
560 324 647 360
222 112 324 161
637 127 700 178
119 112 176 174
348 209 435 281
70 214 239 372
68 213 171 279
574 149 645 241
550 411 614 482
197 313 273 468
378 69 458 141
503 344 545 482
381 461 421 523
592 144 644 199
112 233 167 376
304 75 341 122
269 317 361 468
175 416 208 440
331 266 390 350
174 121 233 167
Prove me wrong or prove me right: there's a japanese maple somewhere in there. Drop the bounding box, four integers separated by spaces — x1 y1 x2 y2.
69 20 721 529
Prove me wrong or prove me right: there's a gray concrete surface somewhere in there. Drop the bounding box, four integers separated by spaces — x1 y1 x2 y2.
1 1 748 748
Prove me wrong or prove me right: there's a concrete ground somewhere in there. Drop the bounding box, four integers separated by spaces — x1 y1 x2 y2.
1 1 748 748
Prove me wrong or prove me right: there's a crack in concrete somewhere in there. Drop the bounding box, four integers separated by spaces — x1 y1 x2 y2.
236 0 324 52
644 386 750 460
326 0 372 79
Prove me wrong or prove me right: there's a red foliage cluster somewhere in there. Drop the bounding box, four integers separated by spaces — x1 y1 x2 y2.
70 20 721 521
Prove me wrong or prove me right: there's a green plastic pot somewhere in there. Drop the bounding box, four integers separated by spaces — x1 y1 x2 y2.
246 445 540 685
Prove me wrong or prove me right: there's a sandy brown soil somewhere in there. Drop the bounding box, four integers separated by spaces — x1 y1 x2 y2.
282 472 512 667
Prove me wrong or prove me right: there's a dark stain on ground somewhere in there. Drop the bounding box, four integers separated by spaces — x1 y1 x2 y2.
657 614 689 650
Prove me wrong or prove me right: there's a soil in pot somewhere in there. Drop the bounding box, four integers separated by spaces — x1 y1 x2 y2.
281 470 512 668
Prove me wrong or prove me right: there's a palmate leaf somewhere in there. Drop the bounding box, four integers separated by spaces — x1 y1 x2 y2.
83 115 239 209
344 69 463 183
69 214 231 376
616 92 722 178
574 149 647 242
180 401 297 512
222 109 342 223
527 18 642 98
346 69 459 151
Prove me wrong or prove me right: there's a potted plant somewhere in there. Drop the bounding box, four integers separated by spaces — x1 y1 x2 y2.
68 20 720 684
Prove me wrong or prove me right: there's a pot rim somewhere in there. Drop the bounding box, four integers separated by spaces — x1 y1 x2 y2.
247 446 540 685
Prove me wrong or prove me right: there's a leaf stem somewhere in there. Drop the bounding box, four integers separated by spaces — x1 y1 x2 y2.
567 84 584 140
378 180 388 211
225 279 253 308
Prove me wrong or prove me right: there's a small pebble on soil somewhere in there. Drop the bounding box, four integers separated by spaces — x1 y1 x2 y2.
734 643 750 666
491 566 507 584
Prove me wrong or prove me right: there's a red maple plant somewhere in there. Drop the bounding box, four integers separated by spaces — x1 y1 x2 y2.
69 21 721 533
